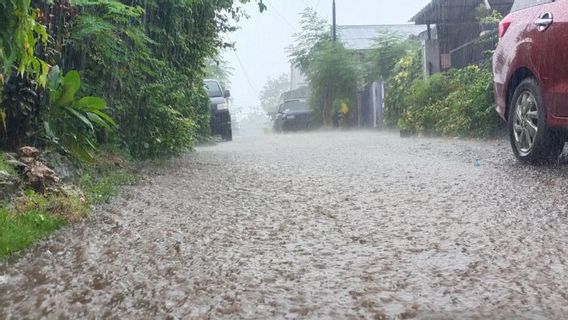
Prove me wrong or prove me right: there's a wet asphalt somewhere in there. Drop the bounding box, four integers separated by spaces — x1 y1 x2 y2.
2 130 568 319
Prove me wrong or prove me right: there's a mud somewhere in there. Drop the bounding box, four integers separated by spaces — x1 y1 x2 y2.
2 131 568 319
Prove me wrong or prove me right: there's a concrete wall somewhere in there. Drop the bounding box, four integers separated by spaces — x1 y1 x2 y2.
422 38 441 78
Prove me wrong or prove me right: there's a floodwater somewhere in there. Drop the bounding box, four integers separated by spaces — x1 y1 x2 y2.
2 131 568 319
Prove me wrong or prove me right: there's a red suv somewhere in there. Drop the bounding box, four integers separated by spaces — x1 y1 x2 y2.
493 0 568 164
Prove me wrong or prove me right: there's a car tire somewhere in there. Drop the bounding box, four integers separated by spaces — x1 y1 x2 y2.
508 78 564 164
221 125 232 141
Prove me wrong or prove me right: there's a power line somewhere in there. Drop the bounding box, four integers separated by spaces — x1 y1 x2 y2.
266 2 297 32
232 49 258 97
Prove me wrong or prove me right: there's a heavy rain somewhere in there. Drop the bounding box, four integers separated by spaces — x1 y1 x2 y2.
1 0 568 319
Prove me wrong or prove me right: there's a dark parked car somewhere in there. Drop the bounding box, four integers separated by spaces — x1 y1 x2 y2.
273 99 311 133
204 79 232 141
493 0 568 164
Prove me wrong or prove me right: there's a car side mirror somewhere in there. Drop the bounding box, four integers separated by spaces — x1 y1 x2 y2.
223 90 231 98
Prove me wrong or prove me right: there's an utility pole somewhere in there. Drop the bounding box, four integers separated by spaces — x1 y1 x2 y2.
332 0 337 41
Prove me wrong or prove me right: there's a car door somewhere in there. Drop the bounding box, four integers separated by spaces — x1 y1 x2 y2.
531 1 568 117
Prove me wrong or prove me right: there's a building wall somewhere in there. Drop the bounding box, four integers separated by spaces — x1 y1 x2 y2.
290 65 307 91
359 81 384 128
422 39 441 78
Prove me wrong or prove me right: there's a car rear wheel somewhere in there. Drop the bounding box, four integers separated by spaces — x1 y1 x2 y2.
508 78 564 164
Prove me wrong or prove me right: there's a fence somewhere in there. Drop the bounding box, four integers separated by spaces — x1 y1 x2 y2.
450 31 497 68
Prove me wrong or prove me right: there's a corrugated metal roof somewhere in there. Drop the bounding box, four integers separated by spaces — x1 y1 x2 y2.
411 0 513 25
337 24 426 50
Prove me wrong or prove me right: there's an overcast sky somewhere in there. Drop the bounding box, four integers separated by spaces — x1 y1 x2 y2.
224 0 431 108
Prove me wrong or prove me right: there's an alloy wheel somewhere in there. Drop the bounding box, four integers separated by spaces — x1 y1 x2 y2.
513 91 539 156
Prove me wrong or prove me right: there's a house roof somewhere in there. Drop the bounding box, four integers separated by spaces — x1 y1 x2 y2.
411 0 513 25
337 24 426 51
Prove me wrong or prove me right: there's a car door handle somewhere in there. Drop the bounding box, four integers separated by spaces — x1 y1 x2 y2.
535 12 553 31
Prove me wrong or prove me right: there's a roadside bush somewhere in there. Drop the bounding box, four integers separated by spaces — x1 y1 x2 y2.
399 65 501 137
2 0 262 160
383 48 422 127
398 73 458 133
67 0 217 158
44 67 115 161
125 81 198 159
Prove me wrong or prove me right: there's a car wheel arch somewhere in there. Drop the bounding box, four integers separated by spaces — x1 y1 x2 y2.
506 67 537 119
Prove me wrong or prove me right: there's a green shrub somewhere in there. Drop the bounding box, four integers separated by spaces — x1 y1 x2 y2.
121 79 200 159
68 0 216 158
399 65 501 137
44 67 115 161
439 66 500 136
383 49 423 127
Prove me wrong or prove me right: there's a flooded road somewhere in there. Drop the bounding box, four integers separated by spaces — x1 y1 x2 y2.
2 131 568 319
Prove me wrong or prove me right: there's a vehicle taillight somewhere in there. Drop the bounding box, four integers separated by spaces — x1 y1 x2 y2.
499 17 512 39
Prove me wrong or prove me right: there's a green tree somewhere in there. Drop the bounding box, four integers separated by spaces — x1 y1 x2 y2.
308 41 358 126
365 31 420 83
287 7 330 74
259 73 290 114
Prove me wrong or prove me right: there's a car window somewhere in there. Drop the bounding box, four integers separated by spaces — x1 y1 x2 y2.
280 100 308 112
510 0 554 12
204 81 223 97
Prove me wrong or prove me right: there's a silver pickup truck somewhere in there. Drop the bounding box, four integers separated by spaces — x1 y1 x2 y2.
204 79 232 141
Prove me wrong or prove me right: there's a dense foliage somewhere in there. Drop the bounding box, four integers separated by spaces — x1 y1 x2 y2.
374 7 502 136
383 48 423 127
44 67 116 160
0 0 49 83
0 0 264 160
399 65 501 137
308 41 358 126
